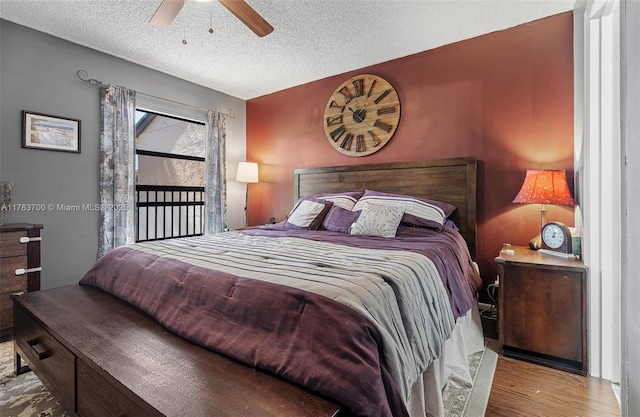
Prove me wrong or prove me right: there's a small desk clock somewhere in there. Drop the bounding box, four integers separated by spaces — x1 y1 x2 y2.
540 221 575 258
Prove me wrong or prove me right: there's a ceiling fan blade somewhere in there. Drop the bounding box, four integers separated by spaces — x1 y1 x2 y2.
218 0 274 37
150 0 185 27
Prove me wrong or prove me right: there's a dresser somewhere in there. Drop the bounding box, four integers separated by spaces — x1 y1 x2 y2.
1 223 43 340
495 245 587 375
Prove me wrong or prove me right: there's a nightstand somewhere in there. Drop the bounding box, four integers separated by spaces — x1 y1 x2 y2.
495 245 587 375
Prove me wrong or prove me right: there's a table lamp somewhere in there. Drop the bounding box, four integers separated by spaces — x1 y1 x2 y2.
512 169 576 250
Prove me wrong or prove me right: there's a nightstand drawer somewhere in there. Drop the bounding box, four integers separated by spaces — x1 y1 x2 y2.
14 304 75 411
502 266 583 362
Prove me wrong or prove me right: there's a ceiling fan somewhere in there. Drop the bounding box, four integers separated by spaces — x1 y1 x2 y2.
150 0 274 37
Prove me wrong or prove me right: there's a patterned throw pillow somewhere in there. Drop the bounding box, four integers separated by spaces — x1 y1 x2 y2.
352 189 456 230
350 202 405 238
284 199 333 230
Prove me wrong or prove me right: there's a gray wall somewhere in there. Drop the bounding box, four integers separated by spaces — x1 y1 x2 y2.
0 19 246 289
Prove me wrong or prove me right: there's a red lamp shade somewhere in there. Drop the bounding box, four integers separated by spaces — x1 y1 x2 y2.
513 169 575 250
512 169 576 206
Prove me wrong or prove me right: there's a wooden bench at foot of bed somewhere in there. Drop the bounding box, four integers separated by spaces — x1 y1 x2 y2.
13 284 343 417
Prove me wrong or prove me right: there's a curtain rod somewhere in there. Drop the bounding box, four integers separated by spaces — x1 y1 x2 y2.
76 70 235 119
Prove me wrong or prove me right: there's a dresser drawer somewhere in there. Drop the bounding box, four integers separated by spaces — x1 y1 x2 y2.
1 255 27 277
1 275 27 331
1 256 28 339
77 359 162 417
14 304 75 411
0 231 27 257
1 272 27 292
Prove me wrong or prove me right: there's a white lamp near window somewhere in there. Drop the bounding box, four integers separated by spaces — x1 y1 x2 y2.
236 162 259 227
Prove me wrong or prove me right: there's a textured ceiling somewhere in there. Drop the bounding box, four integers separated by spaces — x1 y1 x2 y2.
0 0 576 100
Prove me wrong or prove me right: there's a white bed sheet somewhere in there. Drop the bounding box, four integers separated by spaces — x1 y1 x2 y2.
406 300 484 417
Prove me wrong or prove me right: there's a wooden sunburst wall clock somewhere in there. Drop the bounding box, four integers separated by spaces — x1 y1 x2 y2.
323 74 401 157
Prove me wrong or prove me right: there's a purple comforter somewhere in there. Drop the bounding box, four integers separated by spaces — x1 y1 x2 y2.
79 225 480 417
243 224 482 319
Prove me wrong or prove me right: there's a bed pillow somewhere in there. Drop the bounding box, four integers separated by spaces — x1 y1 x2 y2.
302 192 363 210
284 199 333 230
350 202 405 238
322 206 361 233
352 189 456 231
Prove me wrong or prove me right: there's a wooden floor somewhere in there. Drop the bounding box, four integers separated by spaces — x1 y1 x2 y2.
485 346 620 417
479 314 619 417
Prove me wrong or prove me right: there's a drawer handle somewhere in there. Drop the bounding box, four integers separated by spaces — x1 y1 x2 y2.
27 339 49 360
15 267 42 276
19 237 42 243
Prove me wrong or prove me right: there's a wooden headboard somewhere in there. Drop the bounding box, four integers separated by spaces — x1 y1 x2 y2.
294 157 477 259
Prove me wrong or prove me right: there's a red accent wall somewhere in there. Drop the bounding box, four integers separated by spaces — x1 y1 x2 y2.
246 13 575 291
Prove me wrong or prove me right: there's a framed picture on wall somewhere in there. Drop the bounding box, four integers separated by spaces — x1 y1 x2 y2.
22 110 81 153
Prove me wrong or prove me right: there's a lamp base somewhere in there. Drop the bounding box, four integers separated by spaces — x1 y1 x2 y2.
529 234 542 250
528 205 547 250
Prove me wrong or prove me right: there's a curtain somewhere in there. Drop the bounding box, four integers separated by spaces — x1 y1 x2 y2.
204 111 227 234
98 85 136 257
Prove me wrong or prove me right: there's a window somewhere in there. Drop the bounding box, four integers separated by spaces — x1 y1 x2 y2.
135 110 206 241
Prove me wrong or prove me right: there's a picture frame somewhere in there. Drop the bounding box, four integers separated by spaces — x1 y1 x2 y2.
22 110 81 153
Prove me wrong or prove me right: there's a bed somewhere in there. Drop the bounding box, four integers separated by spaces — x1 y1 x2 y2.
16 157 482 417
